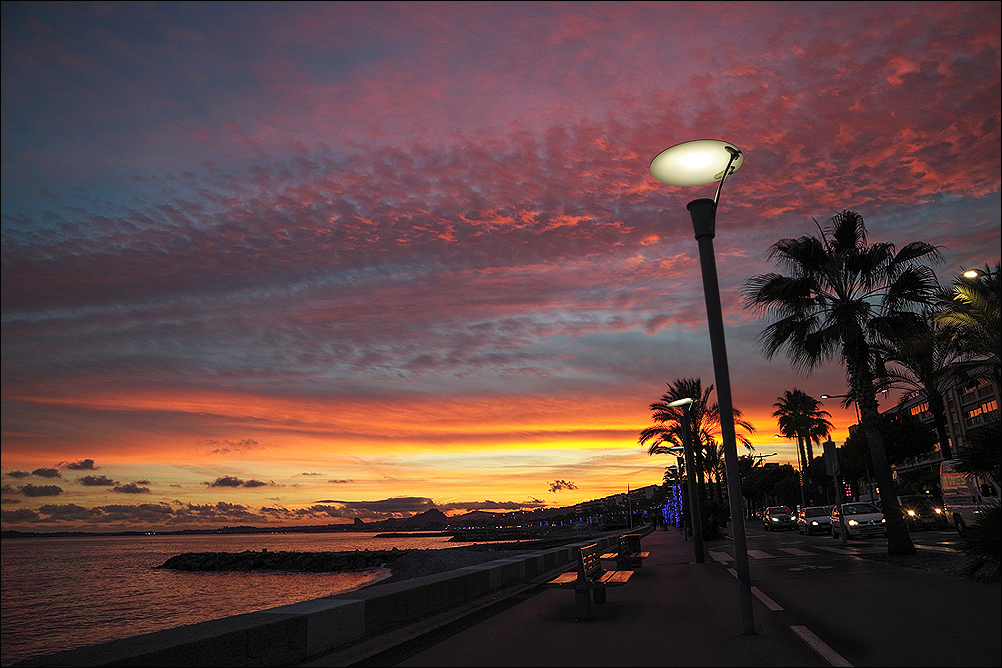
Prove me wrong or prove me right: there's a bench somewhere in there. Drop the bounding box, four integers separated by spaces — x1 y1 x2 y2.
543 543 633 620
601 533 650 569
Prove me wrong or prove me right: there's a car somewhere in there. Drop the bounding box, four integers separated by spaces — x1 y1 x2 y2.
940 459 1002 535
797 505 833 535
898 495 948 530
762 506 797 531
830 502 886 539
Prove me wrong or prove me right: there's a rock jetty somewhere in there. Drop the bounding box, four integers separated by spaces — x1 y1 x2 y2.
156 549 408 573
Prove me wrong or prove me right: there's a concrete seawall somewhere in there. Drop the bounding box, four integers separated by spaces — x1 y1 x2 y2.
15 528 649 667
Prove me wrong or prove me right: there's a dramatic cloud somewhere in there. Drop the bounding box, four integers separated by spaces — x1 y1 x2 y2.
19 485 64 498
207 476 246 488
112 483 151 494
79 476 117 487
206 476 272 488
64 459 97 470
1 2 998 531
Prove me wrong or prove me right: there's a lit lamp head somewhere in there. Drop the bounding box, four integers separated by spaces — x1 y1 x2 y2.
667 398 695 409
650 139 743 187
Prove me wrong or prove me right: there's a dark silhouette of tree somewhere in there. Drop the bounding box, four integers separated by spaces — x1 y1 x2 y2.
874 308 960 460
743 210 941 555
936 262 1001 386
773 388 833 465
639 377 756 490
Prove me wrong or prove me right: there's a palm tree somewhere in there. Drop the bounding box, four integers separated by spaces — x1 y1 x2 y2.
873 308 959 460
639 377 756 493
773 389 833 464
743 210 942 555
703 439 726 486
773 389 833 505
935 262 1001 387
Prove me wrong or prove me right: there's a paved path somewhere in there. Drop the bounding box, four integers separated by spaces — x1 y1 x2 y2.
305 527 832 666
303 525 1000 667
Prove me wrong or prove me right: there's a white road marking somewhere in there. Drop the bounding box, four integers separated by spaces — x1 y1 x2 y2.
747 549 776 559
751 586 783 611
790 625 853 667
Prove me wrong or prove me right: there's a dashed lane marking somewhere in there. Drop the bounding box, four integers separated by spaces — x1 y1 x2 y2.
791 624 853 667
751 586 784 611
708 550 731 564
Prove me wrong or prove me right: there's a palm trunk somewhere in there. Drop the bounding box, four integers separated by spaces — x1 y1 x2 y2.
927 390 953 461
847 347 915 555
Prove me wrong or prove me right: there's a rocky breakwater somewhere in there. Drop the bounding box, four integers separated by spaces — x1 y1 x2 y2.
156 548 409 573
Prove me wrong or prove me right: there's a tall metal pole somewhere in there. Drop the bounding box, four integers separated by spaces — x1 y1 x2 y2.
687 197 755 635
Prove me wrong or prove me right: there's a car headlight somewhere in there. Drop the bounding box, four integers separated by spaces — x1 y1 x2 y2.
881 518 886 523
810 520 819 526
771 517 778 522
934 508 942 514
907 510 916 517
847 519 859 526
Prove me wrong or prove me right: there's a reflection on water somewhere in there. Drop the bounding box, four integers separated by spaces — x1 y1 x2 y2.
0 532 453 666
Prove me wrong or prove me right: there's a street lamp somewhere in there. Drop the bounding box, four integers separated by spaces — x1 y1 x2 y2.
820 393 860 423
650 139 754 635
667 398 703 563
961 267 998 279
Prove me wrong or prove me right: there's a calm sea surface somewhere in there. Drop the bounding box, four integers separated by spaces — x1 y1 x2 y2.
0 532 456 666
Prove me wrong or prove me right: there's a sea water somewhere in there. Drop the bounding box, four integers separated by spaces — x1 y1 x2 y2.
0 531 455 666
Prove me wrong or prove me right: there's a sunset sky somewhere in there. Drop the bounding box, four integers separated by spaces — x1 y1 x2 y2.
2 1 999 532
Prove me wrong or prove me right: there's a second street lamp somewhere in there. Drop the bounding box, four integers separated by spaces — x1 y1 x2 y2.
650 138 755 635
667 397 703 563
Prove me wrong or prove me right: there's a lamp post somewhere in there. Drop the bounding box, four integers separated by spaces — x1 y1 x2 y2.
820 392 861 423
650 139 754 635
667 398 703 563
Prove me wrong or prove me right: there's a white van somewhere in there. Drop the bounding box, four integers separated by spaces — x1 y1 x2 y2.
939 459 1000 535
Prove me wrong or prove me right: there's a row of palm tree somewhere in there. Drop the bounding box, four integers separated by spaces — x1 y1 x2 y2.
645 209 998 558
773 389 833 472
639 377 755 490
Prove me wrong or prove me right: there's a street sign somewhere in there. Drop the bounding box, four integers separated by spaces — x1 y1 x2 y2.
823 440 839 476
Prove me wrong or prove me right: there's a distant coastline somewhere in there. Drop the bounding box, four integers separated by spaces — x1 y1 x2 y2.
1 526 450 540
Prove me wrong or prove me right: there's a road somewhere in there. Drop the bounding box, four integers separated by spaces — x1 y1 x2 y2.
705 524 1001 667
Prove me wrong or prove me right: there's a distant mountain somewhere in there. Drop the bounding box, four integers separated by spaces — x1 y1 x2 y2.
378 507 448 530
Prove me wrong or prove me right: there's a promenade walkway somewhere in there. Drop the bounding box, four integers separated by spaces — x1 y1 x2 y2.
302 526 829 667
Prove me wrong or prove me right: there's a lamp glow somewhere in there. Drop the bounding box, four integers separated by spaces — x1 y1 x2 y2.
650 139 744 187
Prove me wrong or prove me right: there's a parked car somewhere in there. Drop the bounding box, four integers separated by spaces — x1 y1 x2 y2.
897 494 948 530
830 502 886 539
762 506 796 531
940 459 1001 535
797 505 833 535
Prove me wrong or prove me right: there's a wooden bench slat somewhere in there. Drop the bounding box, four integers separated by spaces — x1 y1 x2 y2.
543 541 635 619
598 570 633 585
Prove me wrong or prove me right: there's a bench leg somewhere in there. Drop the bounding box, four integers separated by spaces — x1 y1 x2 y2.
592 586 607 604
575 586 592 620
